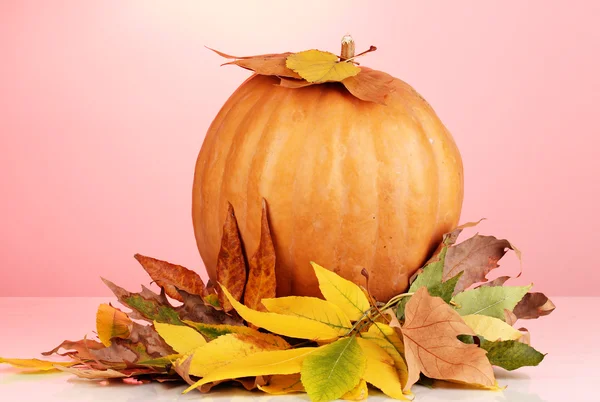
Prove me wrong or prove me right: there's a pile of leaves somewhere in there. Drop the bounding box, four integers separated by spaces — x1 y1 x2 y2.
1 200 554 401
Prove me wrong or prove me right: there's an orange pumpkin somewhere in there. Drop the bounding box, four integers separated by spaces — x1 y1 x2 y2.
192 40 463 302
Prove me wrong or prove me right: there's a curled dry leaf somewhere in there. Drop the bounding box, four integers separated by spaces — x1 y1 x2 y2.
216 202 247 312
513 292 556 320
401 287 495 391
443 235 520 295
244 200 276 312
208 47 301 79
134 254 207 302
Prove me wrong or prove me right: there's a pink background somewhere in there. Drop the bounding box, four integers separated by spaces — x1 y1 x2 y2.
1 1 598 297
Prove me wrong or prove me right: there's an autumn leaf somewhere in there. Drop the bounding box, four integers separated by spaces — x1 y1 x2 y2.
342 379 369 401
101 278 242 326
183 332 287 378
513 292 556 320
244 200 276 312
261 296 352 333
444 234 521 294
153 321 206 354
183 347 317 393
356 338 410 400
401 287 495 390
134 254 207 302
479 338 545 370
311 262 370 322
0 357 76 371
221 286 343 340
209 47 301 79
301 337 366 402
286 50 361 84
96 304 133 347
360 323 408 389
453 285 531 321
477 276 511 288
215 202 247 312
258 374 305 394
461 315 523 341
53 366 158 380
341 67 395 105
183 320 290 348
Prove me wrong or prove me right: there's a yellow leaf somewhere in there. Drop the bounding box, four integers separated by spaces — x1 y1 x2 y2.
221 286 342 340
357 338 412 401
361 323 409 388
54 366 128 379
342 379 368 400
257 373 305 394
0 357 76 371
461 314 523 341
311 262 371 322
183 347 316 394
262 296 352 332
184 332 286 378
96 303 132 347
183 320 290 349
286 50 360 84
153 321 206 354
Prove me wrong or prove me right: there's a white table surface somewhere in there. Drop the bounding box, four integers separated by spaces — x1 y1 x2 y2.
0 296 595 401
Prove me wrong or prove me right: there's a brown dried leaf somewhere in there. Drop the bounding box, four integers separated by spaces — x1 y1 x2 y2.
216 203 247 313
477 276 511 288
513 292 556 320
341 67 395 105
244 199 276 311
401 287 495 391
208 47 301 79
504 309 518 326
443 235 519 294
134 254 207 302
54 366 130 379
518 328 531 345
278 77 315 89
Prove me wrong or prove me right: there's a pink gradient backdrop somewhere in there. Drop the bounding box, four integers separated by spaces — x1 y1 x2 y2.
1 1 598 297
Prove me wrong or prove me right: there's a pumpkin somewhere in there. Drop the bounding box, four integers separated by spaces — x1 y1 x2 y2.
192 38 463 301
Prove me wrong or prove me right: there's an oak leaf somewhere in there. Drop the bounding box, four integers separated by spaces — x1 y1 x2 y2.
216 202 247 312
401 287 495 390
134 254 207 302
244 200 276 312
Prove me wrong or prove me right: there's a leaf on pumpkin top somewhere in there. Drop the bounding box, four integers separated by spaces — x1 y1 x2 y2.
258 374 305 394
512 292 556 320
221 286 343 340
311 262 370 322
183 347 316 394
356 338 411 400
261 296 352 332
0 357 76 371
216 202 247 312
341 67 395 105
134 254 207 302
460 315 523 341
286 49 361 84
244 199 277 312
183 320 290 349
401 287 495 391
301 336 366 402
479 338 545 371
153 321 206 354
208 47 302 79
101 278 242 327
96 304 133 347
452 285 531 321
443 234 520 294
183 332 287 378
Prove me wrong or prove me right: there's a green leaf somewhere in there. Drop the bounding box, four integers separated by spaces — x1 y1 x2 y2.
301 337 366 402
452 285 531 320
479 338 545 370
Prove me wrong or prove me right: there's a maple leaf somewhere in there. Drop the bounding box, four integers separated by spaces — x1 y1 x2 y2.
401 287 495 390
134 254 207 302
216 202 247 312
244 200 276 312
443 234 521 294
101 278 242 326
512 292 556 320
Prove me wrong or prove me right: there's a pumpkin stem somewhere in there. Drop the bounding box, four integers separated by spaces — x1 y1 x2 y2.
340 34 355 61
